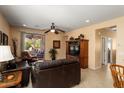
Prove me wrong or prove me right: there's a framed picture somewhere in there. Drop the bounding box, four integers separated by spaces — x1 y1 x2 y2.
0 31 2 45
3 33 8 45
53 40 60 49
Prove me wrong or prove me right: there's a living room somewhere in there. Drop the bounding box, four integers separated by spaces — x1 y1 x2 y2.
0 5 124 89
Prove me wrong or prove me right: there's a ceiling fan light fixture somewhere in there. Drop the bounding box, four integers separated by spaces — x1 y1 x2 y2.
85 19 90 23
50 29 55 32
45 23 65 34
23 24 27 27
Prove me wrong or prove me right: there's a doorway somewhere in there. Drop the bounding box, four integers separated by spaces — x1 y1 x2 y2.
95 26 117 68
101 36 113 65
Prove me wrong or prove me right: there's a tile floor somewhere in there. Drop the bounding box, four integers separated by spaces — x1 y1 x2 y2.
74 64 113 88
27 64 113 88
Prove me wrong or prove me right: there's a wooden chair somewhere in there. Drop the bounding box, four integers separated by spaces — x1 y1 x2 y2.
110 64 124 88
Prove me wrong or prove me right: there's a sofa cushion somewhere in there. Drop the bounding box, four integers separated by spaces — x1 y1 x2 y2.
34 59 67 70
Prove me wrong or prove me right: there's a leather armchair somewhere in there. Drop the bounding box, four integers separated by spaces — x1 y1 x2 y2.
21 51 38 63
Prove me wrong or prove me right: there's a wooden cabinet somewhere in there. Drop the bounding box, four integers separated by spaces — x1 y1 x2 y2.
79 40 88 68
66 40 88 69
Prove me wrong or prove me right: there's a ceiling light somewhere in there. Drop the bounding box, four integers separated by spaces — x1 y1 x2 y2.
23 24 26 27
85 19 90 23
111 27 116 31
50 29 55 32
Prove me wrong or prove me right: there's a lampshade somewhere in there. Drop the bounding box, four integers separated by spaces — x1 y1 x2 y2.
0 46 14 62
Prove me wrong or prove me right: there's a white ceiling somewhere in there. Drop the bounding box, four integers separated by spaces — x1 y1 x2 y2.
0 5 124 31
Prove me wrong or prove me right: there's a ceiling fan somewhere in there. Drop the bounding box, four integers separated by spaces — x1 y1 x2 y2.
44 23 65 34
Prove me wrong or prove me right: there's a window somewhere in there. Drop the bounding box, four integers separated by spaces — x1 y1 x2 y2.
22 33 45 58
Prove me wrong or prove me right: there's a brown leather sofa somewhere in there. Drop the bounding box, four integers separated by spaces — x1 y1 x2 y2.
31 59 81 88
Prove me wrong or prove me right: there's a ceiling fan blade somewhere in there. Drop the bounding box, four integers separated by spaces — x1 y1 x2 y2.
45 30 50 33
56 28 65 33
45 23 65 34
55 31 59 34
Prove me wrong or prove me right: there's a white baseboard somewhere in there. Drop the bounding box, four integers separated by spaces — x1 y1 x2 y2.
95 66 101 70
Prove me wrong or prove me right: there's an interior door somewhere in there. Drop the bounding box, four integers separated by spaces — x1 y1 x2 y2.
108 38 113 63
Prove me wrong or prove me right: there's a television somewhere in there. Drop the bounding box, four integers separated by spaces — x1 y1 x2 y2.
69 42 80 56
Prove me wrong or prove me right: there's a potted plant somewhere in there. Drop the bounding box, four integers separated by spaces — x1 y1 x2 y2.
49 48 57 60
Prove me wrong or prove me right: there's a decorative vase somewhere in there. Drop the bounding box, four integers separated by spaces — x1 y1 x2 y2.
69 37 75 40
79 34 84 40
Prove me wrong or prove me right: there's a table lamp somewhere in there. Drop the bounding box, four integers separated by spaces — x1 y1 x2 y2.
0 46 14 81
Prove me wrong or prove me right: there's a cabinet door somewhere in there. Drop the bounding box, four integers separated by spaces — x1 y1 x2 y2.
80 40 88 69
66 42 69 55
80 57 88 69
80 40 88 57
83 57 88 68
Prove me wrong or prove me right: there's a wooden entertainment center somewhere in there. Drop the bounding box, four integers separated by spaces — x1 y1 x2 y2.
66 39 88 69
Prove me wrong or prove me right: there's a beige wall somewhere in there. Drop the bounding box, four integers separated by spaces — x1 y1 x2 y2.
95 29 117 68
66 16 124 69
45 32 66 60
0 13 11 45
1 12 124 69
10 26 66 60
